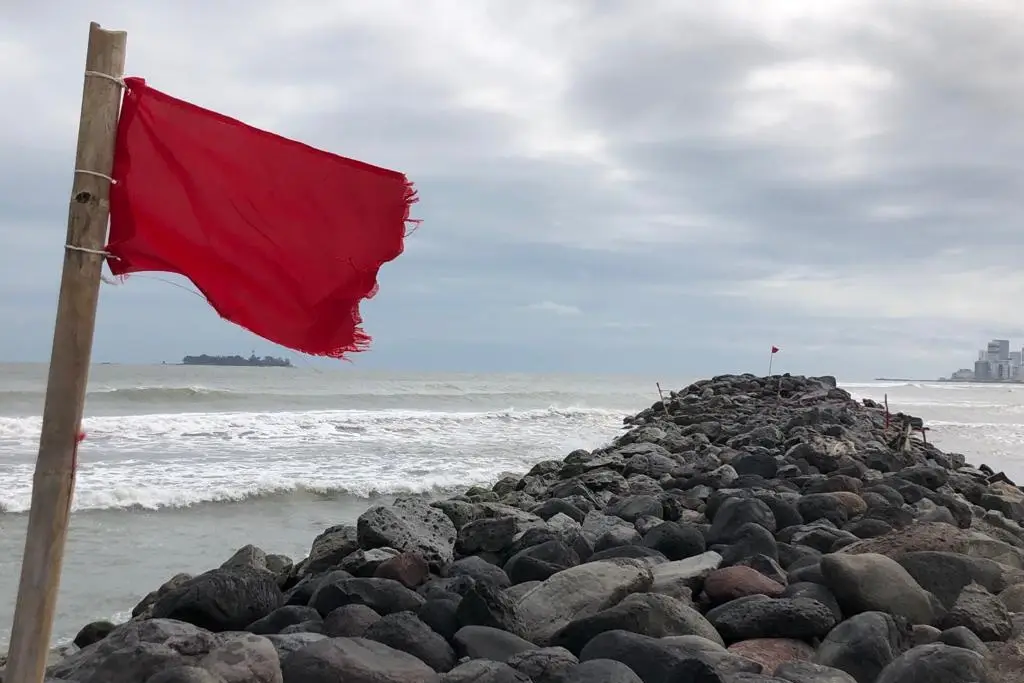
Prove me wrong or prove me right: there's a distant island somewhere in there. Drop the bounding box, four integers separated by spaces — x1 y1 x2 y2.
181 354 293 368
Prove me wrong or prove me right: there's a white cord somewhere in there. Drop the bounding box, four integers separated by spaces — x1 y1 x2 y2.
65 245 116 258
74 169 117 184
83 70 126 88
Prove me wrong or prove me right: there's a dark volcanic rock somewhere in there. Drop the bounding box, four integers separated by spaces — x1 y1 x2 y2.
553 592 723 654
939 581 1012 641
782 582 843 622
708 498 776 544
727 638 815 675
719 522 780 565
643 521 706 560
896 550 1009 608
564 659 643 682
363 610 457 672
504 539 580 584
301 524 360 575
775 661 857 683
448 555 512 588
738 551 787 579
48 620 219 682
606 494 664 522
533 498 586 523
73 620 115 649
813 611 908 683
322 603 381 637
246 604 320 634
456 579 522 633
514 559 654 646
458 516 521 555
820 553 939 625
506 646 579 682
453 625 537 661
732 452 780 479
70 642 186 683
340 547 399 577
936 625 990 655
358 496 458 569
875 643 991 683
441 660 531 682
280 636 439 682
149 567 284 632
146 666 225 683
578 629 759 683
407 599 454 632
310 577 425 617
706 595 837 642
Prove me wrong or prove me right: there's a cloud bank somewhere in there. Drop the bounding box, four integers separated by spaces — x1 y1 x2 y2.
2 1 1020 378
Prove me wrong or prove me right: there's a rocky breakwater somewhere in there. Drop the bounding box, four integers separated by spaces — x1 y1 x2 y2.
18 373 1024 682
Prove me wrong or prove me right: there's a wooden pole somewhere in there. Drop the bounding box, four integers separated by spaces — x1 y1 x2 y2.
5 22 126 683
655 382 670 416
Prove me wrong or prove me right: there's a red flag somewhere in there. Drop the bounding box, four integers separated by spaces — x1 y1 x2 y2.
106 78 417 358
771 346 780 354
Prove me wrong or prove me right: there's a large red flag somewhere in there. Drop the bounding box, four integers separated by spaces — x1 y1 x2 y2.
106 77 417 357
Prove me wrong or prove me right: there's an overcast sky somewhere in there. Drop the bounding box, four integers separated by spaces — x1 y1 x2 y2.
2 1 1022 379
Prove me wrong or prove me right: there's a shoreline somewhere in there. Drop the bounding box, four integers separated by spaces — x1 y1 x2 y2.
8 373 1024 681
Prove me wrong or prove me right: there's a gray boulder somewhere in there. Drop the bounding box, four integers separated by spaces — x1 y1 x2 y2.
279 637 438 683
357 497 458 569
48 619 217 682
200 633 282 683
875 643 992 683
553 593 722 654
939 581 1012 641
564 659 643 682
440 660 530 682
515 559 654 645
300 525 359 576
813 611 908 683
821 553 940 625
706 596 837 641
149 568 284 632
506 646 578 682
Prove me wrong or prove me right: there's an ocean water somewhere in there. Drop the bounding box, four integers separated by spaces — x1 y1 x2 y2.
1 366 1023 651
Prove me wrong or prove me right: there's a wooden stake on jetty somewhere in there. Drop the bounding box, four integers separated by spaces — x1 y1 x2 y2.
656 382 670 415
5 22 126 683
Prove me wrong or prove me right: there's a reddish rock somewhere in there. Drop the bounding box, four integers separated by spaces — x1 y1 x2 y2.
374 552 430 588
728 638 815 674
703 566 785 603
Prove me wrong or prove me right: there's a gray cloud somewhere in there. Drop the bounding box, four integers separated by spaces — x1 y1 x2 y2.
1 1 1021 378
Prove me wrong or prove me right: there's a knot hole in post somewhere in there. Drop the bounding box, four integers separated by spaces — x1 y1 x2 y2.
74 191 93 204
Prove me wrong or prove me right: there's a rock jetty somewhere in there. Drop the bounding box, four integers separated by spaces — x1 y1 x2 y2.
18 374 1024 682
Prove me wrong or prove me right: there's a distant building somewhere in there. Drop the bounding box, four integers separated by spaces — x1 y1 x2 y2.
953 339 1024 382
975 359 992 380
996 360 1013 379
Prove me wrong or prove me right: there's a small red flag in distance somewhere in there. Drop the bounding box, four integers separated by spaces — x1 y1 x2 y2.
105 77 418 358
771 346 780 354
